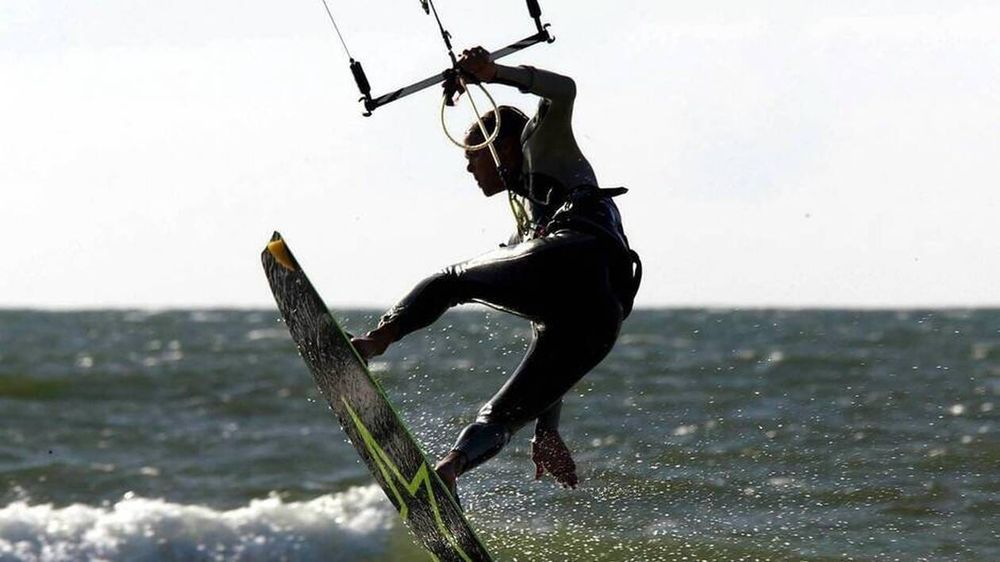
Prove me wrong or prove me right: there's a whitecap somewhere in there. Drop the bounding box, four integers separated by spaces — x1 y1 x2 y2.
0 486 395 562
672 424 698 437
189 311 226 323
244 329 289 341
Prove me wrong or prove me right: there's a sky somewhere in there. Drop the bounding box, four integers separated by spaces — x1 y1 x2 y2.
2 0 998 309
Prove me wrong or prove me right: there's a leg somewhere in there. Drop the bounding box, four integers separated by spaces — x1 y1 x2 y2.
370 232 622 497
371 231 608 345
443 312 620 482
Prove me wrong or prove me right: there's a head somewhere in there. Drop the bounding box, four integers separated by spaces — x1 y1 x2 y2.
463 106 528 197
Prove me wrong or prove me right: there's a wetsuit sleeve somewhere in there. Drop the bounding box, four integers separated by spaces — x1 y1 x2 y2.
534 400 562 432
493 65 576 104
493 64 596 196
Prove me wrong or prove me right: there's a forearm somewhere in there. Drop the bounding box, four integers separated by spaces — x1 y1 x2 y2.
493 64 576 102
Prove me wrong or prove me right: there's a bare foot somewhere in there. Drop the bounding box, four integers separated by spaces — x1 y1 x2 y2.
435 451 467 507
435 462 457 491
531 429 579 488
350 323 400 361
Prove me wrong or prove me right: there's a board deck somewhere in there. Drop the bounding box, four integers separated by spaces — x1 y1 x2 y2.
261 232 494 562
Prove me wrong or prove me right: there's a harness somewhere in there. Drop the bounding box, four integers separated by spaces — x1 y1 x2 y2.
537 185 644 317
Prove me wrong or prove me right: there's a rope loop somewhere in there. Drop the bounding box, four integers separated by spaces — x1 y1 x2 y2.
440 79 501 151
442 77 532 236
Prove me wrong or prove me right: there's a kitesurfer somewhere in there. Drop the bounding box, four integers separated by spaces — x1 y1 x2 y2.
351 47 641 504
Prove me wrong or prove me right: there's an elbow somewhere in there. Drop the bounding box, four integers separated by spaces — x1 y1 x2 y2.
523 66 577 101
554 74 577 100
565 76 577 97
551 74 577 103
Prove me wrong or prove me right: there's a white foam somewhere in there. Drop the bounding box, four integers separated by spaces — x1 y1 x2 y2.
0 485 395 562
244 328 289 341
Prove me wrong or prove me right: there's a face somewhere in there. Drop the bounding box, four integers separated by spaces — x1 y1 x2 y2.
464 135 521 197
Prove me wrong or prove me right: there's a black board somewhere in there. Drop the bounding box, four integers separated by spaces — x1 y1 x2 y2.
261 232 494 562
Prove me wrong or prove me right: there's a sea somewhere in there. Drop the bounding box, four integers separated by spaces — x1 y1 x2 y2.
0 308 997 562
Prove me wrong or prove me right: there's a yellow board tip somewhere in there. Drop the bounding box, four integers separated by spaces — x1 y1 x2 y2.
267 239 297 272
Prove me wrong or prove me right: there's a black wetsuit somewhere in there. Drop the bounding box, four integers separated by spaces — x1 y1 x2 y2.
375 65 642 473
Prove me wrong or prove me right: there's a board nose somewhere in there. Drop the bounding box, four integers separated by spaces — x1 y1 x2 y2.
266 236 298 272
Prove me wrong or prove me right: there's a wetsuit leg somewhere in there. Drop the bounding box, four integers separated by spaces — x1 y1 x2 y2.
452 315 620 471
376 230 624 472
378 231 614 332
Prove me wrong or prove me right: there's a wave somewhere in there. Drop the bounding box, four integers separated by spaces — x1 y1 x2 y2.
0 486 398 562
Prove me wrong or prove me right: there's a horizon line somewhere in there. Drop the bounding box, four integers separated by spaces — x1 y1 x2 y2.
2 303 998 313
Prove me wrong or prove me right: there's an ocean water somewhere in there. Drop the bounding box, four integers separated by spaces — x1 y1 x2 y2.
0 308 997 562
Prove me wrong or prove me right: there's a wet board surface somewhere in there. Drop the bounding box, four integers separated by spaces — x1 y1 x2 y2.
261 232 494 562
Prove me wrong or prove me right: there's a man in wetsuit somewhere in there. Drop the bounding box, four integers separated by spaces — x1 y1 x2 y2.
351 47 641 501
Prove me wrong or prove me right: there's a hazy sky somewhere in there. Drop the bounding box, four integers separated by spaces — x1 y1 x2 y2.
2 1 998 308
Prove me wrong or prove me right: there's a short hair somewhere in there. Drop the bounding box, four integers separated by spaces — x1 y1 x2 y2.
464 105 528 149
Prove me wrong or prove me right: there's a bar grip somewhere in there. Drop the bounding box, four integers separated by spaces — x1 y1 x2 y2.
526 0 542 19
350 59 371 98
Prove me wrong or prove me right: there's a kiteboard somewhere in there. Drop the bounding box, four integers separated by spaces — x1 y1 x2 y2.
261 232 494 562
